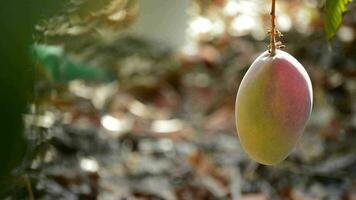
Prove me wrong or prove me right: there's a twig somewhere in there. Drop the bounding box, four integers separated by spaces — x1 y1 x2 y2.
270 0 276 56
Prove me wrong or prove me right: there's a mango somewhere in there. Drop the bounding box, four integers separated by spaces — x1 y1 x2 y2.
235 50 313 165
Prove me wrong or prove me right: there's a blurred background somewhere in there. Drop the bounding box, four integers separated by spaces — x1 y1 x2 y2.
2 0 356 199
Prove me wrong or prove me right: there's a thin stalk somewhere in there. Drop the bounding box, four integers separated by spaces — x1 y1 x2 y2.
270 0 276 56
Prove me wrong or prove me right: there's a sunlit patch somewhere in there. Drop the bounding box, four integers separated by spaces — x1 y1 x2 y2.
250 19 266 41
277 14 292 32
181 42 199 56
211 19 225 36
92 82 117 109
24 111 56 128
238 1 259 15
188 17 213 37
101 114 131 134
128 100 150 118
69 80 93 99
151 119 183 133
229 15 256 36
337 26 355 43
108 10 126 21
295 9 313 34
80 157 99 173
184 0 319 42
223 0 239 16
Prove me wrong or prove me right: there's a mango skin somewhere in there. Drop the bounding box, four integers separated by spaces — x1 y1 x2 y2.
235 50 313 165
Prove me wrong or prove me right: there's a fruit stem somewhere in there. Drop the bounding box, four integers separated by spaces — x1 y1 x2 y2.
270 0 276 56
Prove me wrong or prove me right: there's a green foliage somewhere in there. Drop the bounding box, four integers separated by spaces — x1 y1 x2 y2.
32 45 113 82
324 0 353 39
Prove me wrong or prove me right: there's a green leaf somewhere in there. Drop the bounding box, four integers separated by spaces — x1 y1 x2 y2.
324 0 353 40
32 44 114 82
